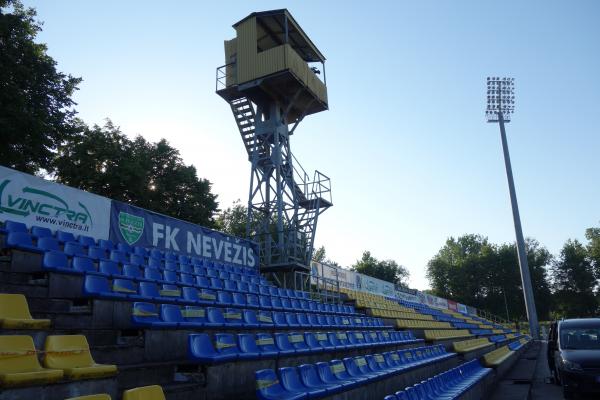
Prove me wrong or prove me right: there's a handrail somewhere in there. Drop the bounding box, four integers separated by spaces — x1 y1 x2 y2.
215 63 235 91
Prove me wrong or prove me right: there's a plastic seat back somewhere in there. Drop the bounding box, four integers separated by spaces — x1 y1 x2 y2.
0 335 46 373
182 306 208 324
129 254 145 266
257 311 274 326
132 302 161 325
110 250 127 264
43 251 69 271
73 256 96 273
43 335 95 368
56 230 76 243
160 304 184 324
5 220 28 233
279 366 307 394
87 247 107 261
78 235 96 247
122 385 166 400
118 242 133 254
255 369 288 399
0 294 34 320
64 242 85 257
256 333 278 354
37 236 60 252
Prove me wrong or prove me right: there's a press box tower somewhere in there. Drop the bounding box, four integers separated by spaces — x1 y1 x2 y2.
216 9 332 282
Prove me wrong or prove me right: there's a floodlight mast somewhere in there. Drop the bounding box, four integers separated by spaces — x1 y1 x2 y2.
486 77 539 340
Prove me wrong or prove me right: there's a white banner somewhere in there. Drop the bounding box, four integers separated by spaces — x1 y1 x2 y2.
395 290 421 303
457 303 468 314
0 166 111 240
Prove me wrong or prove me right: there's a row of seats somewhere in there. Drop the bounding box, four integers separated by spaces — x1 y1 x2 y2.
3 222 256 274
255 345 455 400
384 359 492 400
370 309 433 321
42 250 265 282
0 293 50 329
132 302 388 330
0 335 116 387
188 331 421 363
85 276 361 319
65 385 165 400
395 319 451 330
423 329 472 341
508 338 529 351
482 345 514 368
452 338 494 354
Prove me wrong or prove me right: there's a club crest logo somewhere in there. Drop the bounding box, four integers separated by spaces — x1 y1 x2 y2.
118 212 144 245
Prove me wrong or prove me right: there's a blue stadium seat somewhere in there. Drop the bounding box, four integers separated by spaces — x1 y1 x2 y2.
254 333 279 358
144 268 163 283
132 302 176 328
110 250 128 264
315 362 354 391
280 366 327 398
148 258 162 269
98 239 114 251
216 291 233 306
259 295 272 309
149 249 163 259
181 306 209 325
188 333 238 364
113 278 144 300
259 286 271 296
206 269 218 279
178 254 190 265
219 271 230 280
180 264 193 274
180 273 195 285
298 364 342 395
164 252 177 262
354 355 383 380
271 297 284 310
237 282 250 293
206 307 226 327
281 297 292 310
210 277 224 291
129 253 145 266
223 308 244 327
255 369 307 400
37 236 60 252
232 292 247 308
99 260 121 277
285 313 301 328
182 287 214 305
64 241 86 257
347 331 366 347
73 256 96 274
223 279 237 292
4 220 28 233
196 276 210 289
83 275 126 299
123 264 143 280
287 332 311 354
6 232 40 252
268 286 279 297
163 270 179 283
242 309 260 328
297 313 309 327
246 294 260 309
273 312 288 328
343 357 376 383
42 251 70 272
165 261 178 271
117 242 133 253
78 235 96 247
257 311 274 327
247 283 260 295
238 333 262 360
87 246 107 261
160 304 198 328
132 246 147 257
31 225 52 239
56 230 76 243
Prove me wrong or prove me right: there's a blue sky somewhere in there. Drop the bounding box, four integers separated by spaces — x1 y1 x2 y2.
25 1 600 289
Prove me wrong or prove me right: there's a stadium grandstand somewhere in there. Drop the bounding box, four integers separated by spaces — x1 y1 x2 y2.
0 8 543 400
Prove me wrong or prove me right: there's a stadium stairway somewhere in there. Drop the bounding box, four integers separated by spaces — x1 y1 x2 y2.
1 220 532 399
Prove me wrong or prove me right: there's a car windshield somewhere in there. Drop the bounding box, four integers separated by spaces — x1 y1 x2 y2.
561 327 600 350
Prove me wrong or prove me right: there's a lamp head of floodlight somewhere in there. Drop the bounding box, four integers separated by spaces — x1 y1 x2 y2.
486 77 515 123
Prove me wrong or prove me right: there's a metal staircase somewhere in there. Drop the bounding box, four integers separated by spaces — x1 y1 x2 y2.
227 96 332 269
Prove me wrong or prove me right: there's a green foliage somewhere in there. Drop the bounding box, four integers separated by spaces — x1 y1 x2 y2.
54 121 219 227
551 239 598 318
351 251 409 287
0 0 82 174
312 246 326 262
215 200 250 238
426 234 553 321
585 224 600 279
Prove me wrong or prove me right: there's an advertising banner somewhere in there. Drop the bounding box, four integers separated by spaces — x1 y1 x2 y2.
310 261 356 289
355 273 396 297
109 201 259 268
457 303 468 314
0 166 111 239
395 290 421 304
447 300 458 312
466 306 478 316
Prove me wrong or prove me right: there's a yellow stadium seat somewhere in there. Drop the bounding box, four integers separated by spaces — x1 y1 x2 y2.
43 335 117 380
65 395 112 400
424 329 472 341
0 294 51 329
452 338 491 353
0 335 63 387
123 385 166 400
482 346 514 367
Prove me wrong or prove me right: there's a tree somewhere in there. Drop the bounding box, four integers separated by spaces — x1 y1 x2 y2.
312 246 326 262
585 223 600 280
551 239 597 318
0 0 82 174
215 199 250 238
351 251 409 286
426 234 554 321
54 121 219 227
